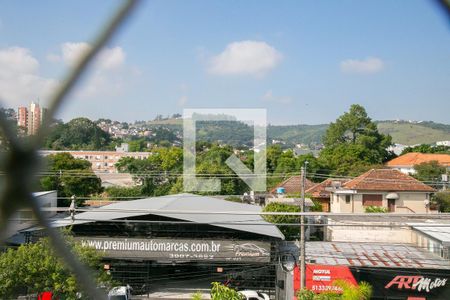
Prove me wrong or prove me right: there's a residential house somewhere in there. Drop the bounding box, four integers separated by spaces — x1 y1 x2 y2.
386 152 450 174
306 178 349 212
270 175 315 195
329 169 435 213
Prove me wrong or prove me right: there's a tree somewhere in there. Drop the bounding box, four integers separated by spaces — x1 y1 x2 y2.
319 104 393 175
432 192 450 212
44 117 112 150
210 282 244 300
262 202 300 240
116 147 183 196
414 160 446 188
40 153 103 205
402 144 450 155
0 235 114 299
0 107 18 150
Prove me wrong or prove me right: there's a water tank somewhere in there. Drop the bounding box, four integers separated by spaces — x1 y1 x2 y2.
276 187 286 194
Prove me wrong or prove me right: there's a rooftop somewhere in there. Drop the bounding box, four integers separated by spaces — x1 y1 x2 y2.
37 193 285 240
306 242 450 269
271 176 315 194
306 178 349 198
342 169 435 192
410 223 450 246
386 152 450 167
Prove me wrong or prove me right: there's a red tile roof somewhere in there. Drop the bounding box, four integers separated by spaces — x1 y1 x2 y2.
270 176 315 194
306 178 349 198
386 152 450 167
342 169 435 192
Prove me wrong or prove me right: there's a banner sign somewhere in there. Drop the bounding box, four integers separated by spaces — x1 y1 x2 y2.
294 265 450 299
76 237 271 263
352 267 450 300
294 264 356 294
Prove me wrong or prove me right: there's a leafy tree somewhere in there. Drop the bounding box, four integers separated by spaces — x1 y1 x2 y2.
402 144 450 155
0 107 18 150
432 192 450 212
413 160 446 188
263 202 300 240
0 235 114 299
44 117 112 150
319 104 393 175
210 282 244 300
116 147 183 196
128 138 147 152
105 186 143 199
40 153 102 205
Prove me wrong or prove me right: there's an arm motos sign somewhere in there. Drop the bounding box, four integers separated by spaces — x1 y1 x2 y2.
76 237 271 262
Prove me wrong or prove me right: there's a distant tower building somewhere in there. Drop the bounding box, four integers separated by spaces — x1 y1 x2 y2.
17 101 47 135
17 106 28 130
28 101 41 135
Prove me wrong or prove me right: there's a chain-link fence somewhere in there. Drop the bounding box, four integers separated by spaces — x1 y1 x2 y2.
1 0 450 299
0 1 140 299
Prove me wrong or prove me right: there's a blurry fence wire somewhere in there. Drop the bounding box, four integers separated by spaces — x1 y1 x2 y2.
0 0 140 299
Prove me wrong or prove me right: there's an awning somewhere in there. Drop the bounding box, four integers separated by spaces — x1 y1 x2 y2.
386 192 399 200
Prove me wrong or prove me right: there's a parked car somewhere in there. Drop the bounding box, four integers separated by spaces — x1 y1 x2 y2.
108 286 132 300
239 290 270 300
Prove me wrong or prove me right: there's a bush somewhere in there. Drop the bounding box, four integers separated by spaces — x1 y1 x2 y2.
263 202 300 240
433 192 450 212
364 206 388 213
210 282 244 300
296 280 372 300
191 291 203 300
105 186 143 199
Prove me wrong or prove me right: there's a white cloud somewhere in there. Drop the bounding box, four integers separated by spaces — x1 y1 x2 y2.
58 42 125 70
0 47 58 106
49 42 128 97
262 90 292 104
208 40 282 77
340 57 384 74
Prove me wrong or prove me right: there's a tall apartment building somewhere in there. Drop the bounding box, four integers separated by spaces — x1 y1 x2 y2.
17 106 28 129
17 102 48 135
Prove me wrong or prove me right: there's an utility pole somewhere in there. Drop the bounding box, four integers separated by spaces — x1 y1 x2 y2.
300 161 308 290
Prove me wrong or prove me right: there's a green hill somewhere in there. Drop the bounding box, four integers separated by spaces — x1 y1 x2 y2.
141 118 450 147
376 121 450 145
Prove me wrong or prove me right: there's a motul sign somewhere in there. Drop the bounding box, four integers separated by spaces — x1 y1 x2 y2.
385 276 447 293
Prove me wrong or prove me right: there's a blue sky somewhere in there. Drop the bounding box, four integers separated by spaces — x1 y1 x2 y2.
0 0 449 124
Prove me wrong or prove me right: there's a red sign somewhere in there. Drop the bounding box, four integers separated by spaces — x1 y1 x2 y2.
294 264 357 294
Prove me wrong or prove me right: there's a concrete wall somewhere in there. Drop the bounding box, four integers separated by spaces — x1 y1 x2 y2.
326 224 413 244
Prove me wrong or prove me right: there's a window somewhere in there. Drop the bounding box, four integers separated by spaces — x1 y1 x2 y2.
363 194 382 206
345 195 351 204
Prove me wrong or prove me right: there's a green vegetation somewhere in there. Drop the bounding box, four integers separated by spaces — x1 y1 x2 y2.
319 104 393 175
402 144 450 155
262 202 300 240
39 153 102 206
0 234 114 299
297 280 372 300
432 192 450 212
104 186 144 199
364 206 388 213
376 121 450 145
210 282 244 300
44 117 112 150
191 291 204 300
413 160 447 188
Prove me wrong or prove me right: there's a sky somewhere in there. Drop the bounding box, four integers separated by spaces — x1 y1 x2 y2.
0 0 449 125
